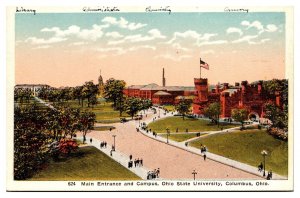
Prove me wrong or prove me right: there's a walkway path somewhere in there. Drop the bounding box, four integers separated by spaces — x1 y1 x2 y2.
138 108 286 180
76 136 153 180
34 97 285 180
86 108 263 180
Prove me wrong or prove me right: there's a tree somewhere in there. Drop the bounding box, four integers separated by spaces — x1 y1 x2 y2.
264 103 287 130
203 102 221 126
175 99 191 120
231 108 248 128
78 111 96 144
141 99 153 113
14 104 52 180
124 97 142 119
72 86 83 106
104 78 126 113
81 81 99 107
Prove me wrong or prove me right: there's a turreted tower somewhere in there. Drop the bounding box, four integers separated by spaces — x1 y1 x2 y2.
98 69 104 97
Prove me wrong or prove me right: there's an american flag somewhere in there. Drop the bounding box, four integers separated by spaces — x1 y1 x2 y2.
200 59 209 70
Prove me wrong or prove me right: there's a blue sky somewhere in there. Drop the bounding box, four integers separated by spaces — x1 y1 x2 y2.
15 12 286 87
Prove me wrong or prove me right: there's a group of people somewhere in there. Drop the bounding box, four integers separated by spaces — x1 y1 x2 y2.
128 154 143 168
128 158 143 168
258 162 264 172
147 168 160 180
200 144 207 153
266 171 273 180
258 162 273 180
100 141 107 149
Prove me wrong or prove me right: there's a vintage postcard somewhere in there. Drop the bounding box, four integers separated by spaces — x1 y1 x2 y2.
6 6 294 191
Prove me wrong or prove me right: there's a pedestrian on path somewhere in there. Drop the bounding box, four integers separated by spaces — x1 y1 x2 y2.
110 150 113 156
129 154 132 160
156 168 160 178
204 153 207 161
90 138 92 143
140 158 143 166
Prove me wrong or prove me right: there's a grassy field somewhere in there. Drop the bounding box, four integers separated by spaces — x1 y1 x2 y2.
29 146 140 181
93 126 116 131
162 105 176 112
190 130 288 176
59 100 130 123
147 117 239 133
159 133 198 142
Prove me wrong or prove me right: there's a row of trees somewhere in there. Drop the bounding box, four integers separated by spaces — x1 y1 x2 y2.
103 78 153 118
263 79 288 139
37 81 99 107
14 103 96 180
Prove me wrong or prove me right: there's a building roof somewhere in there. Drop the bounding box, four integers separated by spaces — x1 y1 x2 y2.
15 84 50 88
140 83 163 90
153 91 172 96
127 85 146 89
221 88 239 96
175 95 195 100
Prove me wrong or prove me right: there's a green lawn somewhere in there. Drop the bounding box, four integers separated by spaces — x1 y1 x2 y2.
159 133 198 142
58 100 130 123
93 126 116 131
190 130 288 176
147 117 239 133
29 146 140 181
162 105 176 112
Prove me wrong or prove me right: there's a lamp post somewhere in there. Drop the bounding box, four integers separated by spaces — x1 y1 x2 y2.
139 114 141 126
192 170 197 180
112 135 116 151
166 128 170 143
261 150 268 177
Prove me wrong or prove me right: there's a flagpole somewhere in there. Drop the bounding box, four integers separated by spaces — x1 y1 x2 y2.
200 58 202 79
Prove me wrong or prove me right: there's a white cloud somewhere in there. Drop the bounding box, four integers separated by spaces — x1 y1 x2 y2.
226 27 243 36
241 20 264 34
128 45 156 51
198 40 228 46
167 30 222 48
172 43 189 52
105 31 124 39
167 30 201 44
108 29 166 45
71 41 87 46
25 36 67 45
32 45 51 49
232 35 259 44
241 20 278 34
102 16 147 30
96 47 126 55
155 53 192 62
265 24 278 32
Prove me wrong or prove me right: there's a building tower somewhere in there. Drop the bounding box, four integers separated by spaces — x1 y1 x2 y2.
162 68 166 87
193 78 209 114
98 69 104 97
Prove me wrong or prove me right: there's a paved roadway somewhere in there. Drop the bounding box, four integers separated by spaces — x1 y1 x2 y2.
85 109 262 180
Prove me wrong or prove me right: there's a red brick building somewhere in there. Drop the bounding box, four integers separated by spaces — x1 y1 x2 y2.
193 78 281 119
123 83 195 105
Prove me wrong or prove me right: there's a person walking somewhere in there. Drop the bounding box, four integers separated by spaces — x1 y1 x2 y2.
204 153 207 161
140 158 143 166
129 154 132 160
90 138 92 143
156 168 160 178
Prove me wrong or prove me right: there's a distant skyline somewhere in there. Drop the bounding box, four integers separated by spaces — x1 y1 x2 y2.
15 12 285 87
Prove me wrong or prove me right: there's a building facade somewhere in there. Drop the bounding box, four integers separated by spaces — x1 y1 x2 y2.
193 78 282 119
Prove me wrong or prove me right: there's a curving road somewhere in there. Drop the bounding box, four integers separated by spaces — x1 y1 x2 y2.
86 109 261 180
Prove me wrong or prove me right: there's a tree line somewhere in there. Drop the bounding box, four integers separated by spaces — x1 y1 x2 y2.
14 103 96 180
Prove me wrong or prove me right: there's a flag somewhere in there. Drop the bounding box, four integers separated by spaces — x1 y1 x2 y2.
200 59 209 70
